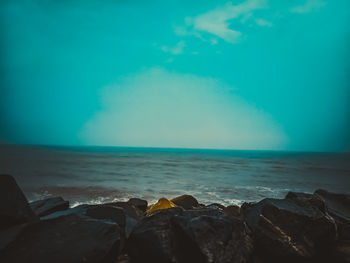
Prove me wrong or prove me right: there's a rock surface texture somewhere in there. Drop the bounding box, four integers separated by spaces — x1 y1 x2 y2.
29 197 69 217
0 174 38 230
0 214 122 263
0 175 350 263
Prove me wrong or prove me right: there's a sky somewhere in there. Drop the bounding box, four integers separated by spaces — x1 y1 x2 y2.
0 0 349 152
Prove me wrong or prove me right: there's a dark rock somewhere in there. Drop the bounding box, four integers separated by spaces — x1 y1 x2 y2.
0 213 122 263
315 189 350 226
128 207 253 263
127 207 184 263
128 198 148 212
240 202 256 215
85 205 126 228
224 205 241 218
42 203 136 239
314 190 350 262
172 214 253 263
0 174 38 230
342 225 350 240
29 197 69 217
245 197 337 262
171 195 199 210
286 191 327 213
206 203 226 210
0 223 27 251
334 241 350 263
105 201 144 220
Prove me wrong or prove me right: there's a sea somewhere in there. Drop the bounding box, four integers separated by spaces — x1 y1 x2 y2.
1 145 349 207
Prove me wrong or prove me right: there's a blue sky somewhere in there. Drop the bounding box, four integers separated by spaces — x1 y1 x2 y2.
0 0 349 151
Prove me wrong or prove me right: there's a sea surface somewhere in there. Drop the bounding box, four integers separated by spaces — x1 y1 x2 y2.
1 145 350 207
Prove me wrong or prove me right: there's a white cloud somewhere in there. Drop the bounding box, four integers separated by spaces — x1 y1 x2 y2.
255 18 272 27
291 0 326 14
161 40 186 55
81 68 288 150
188 0 267 43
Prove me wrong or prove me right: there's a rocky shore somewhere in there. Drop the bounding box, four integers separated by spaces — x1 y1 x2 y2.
1 174 349 263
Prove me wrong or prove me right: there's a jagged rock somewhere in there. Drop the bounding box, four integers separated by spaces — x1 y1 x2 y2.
245 197 337 262
314 190 350 262
240 202 256 215
171 195 199 210
146 198 176 215
29 197 69 217
128 207 253 263
0 214 122 263
128 198 148 212
286 191 327 213
0 174 38 230
315 189 350 227
224 205 241 218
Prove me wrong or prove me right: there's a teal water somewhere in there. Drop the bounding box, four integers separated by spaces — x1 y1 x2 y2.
1 145 349 206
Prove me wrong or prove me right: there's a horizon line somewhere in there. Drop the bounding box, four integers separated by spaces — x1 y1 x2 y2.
1 142 348 154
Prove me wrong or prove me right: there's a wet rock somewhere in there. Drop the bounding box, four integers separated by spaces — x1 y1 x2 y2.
0 213 122 263
29 197 69 217
128 198 148 212
128 207 253 263
206 203 226 210
245 197 337 262
0 174 38 230
171 195 199 210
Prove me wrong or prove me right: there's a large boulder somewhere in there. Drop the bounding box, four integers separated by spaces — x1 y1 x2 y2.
315 190 350 262
171 195 199 210
223 205 241 218
0 174 38 230
172 213 253 263
315 189 350 227
245 197 337 262
285 191 327 213
29 197 69 217
0 213 122 263
127 207 184 263
106 201 144 220
127 207 253 263
42 203 137 239
128 198 148 213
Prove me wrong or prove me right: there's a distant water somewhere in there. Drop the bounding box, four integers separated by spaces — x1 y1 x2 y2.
1 145 349 207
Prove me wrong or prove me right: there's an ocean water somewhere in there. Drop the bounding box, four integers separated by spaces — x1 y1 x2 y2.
1 145 349 207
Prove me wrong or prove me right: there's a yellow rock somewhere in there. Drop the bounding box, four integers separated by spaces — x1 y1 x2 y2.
146 198 176 215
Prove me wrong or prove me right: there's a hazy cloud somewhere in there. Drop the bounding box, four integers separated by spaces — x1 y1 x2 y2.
291 0 326 14
81 68 288 150
161 40 186 55
255 18 272 27
179 0 268 44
